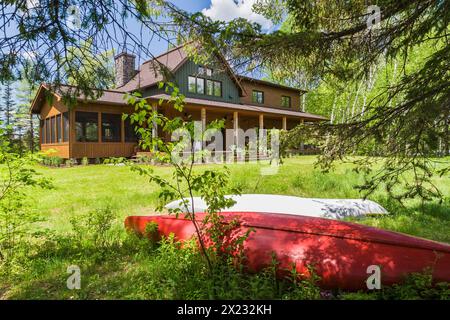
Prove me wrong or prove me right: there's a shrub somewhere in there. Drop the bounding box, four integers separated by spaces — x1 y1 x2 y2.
81 157 89 166
41 156 63 167
69 206 117 252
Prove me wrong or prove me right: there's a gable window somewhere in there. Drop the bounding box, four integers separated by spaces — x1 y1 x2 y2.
188 76 196 93
196 77 205 94
76 111 98 142
206 79 213 96
252 90 264 104
281 96 291 108
213 81 222 97
102 113 122 142
188 76 206 95
198 66 213 76
206 80 222 97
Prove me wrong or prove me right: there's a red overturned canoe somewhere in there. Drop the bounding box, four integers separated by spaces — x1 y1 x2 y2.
125 212 450 290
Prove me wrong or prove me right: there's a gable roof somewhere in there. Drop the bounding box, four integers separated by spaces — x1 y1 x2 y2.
30 84 127 114
117 44 189 92
117 43 246 95
237 75 307 94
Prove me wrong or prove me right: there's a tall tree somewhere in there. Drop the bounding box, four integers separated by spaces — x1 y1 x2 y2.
15 78 38 152
173 0 450 200
0 81 15 135
65 39 115 89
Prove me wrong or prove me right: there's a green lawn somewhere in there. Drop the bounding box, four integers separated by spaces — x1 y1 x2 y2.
32 156 450 242
1 156 449 299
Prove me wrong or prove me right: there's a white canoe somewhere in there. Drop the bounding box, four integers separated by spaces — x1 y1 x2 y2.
165 194 388 219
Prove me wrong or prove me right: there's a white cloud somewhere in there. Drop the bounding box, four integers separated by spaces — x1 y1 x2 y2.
202 0 273 30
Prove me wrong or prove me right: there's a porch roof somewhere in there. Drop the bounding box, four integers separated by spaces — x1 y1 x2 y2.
147 94 328 121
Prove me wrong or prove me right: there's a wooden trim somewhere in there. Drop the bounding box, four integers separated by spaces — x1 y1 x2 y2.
98 112 102 143
121 117 125 142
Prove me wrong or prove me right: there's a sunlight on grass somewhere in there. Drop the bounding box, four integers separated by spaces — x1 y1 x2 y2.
27 156 449 242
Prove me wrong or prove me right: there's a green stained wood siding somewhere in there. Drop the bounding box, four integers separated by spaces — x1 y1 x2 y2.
141 58 241 104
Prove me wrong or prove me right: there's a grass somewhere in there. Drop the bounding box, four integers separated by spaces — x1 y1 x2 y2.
31 156 450 242
1 155 449 299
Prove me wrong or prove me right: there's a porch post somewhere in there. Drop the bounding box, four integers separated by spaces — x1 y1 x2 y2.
98 112 102 143
259 114 264 157
121 117 125 143
152 104 158 149
233 111 239 145
282 117 287 130
300 118 304 152
201 107 206 133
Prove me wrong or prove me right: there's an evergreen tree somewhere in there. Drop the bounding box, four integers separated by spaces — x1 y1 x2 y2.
1 81 15 129
15 79 38 153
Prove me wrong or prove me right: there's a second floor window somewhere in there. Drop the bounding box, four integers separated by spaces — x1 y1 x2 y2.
252 90 264 104
281 96 291 108
206 80 222 97
199 66 213 76
188 76 205 94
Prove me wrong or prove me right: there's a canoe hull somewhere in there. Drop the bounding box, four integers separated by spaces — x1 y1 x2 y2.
164 194 388 219
125 212 450 290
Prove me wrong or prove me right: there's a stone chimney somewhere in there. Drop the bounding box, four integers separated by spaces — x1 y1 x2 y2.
114 52 136 88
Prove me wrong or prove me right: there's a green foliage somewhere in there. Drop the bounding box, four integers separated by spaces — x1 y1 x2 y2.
0 157 448 299
122 82 246 277
341 270 450 300
65 39 115 89
69 206 117 252
0 125 52 271
42 156 64 167
81 157 89 166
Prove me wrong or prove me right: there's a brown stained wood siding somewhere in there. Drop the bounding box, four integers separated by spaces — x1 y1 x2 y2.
71 142 136 159
39 99 69 158
239 79 302 111
41 144 70 158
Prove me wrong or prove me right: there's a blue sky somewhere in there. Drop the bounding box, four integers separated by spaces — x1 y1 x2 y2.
129 0 274 59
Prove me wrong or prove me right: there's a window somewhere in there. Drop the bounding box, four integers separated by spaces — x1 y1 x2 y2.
124 117 139 143
56 114 62 143
101 113 122 142
189 76 210 95
252 90 264 104
198 66 213 76
45 118 50 144
206 80 214 96
63 112 69 142
196 77 205 94
188 76 196 93
76 111 98 142
206 80 222 97
213 82 222 97
51 116 56 143
281 96 291 108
